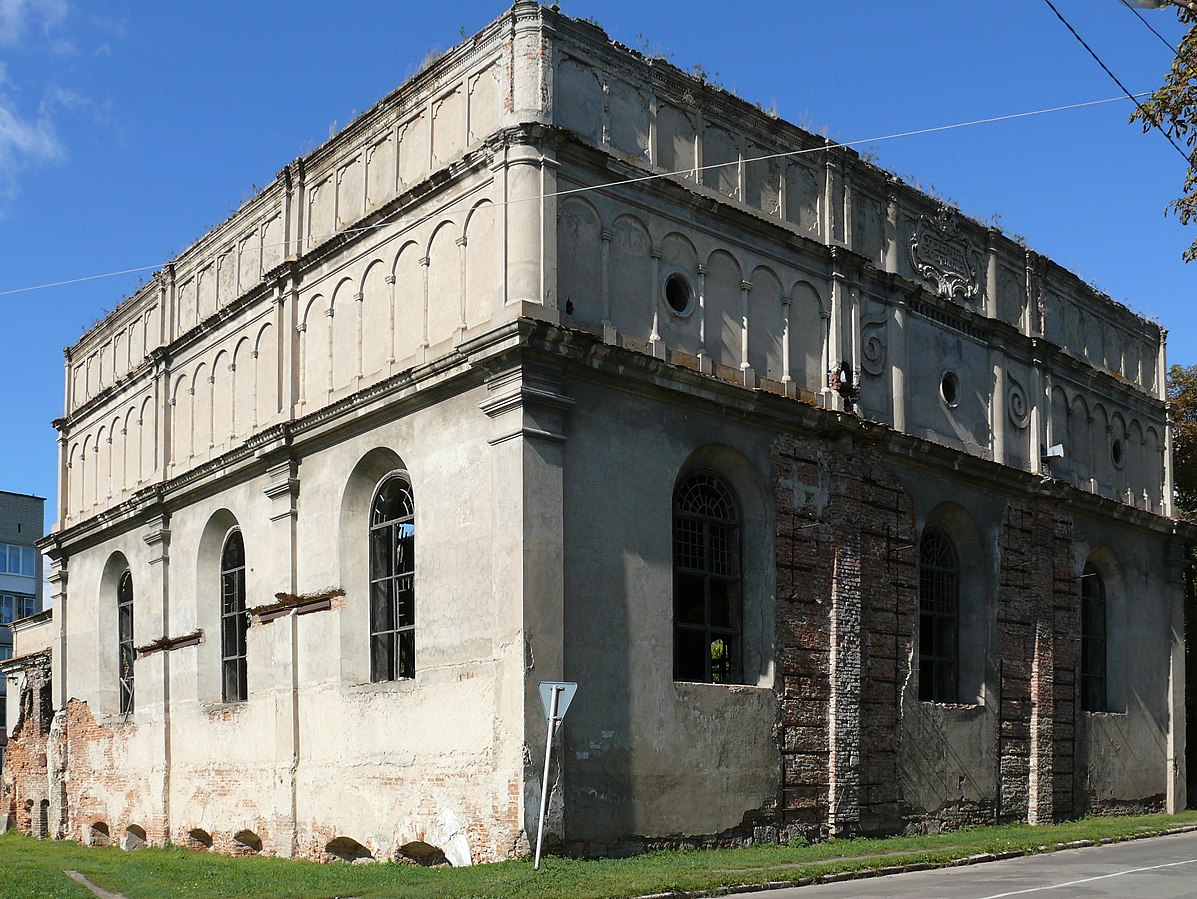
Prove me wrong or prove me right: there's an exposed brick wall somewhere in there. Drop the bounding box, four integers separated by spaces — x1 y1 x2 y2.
49 694 523 863
59 699 166 846
773 434 916 839
996 502 1076 825
0 655 52 837
773 436 1153 839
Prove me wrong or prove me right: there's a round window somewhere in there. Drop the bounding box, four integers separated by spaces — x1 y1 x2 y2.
1111 437 1124 469
940 371 959 407
662 271 694 316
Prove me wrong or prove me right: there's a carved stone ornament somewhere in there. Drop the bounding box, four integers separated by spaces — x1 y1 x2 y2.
1007 374 1030 429
860 319 887 376
909 207 982 303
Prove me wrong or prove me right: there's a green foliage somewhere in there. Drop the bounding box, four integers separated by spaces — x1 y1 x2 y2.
1132 7 1197 261
3 812 1197 898
1169 363 1197 518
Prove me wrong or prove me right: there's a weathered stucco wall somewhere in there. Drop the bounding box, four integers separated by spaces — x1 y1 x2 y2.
561 376 780 852
46 371 533 862
22 1 1184 866
545 14 1169 515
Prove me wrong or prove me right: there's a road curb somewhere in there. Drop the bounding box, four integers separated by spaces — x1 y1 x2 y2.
636 823 1197 898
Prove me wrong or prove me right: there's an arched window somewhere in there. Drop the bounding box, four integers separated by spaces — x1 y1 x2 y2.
919 528 959 703
1081 564 1107 712
220 530 247 702
370 473 415 682
673 471 741 684
118 570 134 715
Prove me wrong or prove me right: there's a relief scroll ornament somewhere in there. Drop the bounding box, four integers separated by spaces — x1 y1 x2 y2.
860 319 887 377
1007 374 1030 429
909 207 982 303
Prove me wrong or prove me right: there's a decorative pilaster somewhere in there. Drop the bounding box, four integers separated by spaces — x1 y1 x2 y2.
469 328 573 851
142 510 172 839
385 274 397 367
883 183 899 273
890 296 907 432
781 294 793 394
649 248 664 358
739 280 753 385
991 341 1007 467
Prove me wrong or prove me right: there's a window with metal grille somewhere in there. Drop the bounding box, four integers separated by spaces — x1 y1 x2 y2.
673 471 742 684
1080 564 1107 712
220 530 248 702
370 473 415 682
118 570 134 715
919 528 959 702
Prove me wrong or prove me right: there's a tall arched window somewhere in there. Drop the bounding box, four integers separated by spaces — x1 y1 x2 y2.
117 570 134 715
919 528 959 703
370 473 415 682
673 471 742 684
220 530 247 702
1081 563 1107 712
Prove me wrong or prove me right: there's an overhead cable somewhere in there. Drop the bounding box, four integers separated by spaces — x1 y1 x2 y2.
1043 0 1189 163
1119 0 1179 53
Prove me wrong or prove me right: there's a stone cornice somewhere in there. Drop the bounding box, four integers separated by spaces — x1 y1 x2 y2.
554 132 1165 419
44 315 1184 559
543 4 1162 346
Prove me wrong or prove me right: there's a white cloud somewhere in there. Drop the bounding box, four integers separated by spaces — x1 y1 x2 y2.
0 80 62 206
0 0 67 46
0 0 73 209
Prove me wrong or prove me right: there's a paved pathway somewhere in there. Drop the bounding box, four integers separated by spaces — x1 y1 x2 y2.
730 829 1197 898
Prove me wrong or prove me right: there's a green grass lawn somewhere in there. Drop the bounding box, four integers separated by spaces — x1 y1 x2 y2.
4 811 1197 899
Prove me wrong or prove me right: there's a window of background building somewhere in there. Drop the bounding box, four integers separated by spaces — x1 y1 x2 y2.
0 544 37 577
220 531 248 702
1081 564 1107 712
118 570 134 715
369 474 416 682
919 528 959 703
673 470 742 684
0 594 35 624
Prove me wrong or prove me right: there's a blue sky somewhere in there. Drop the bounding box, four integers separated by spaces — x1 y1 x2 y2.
0 0 1193 532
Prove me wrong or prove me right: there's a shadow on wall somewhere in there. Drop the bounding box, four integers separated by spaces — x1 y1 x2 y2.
561 439 774 854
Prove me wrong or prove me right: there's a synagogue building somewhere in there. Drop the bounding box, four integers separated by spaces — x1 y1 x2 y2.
1 2 1185 862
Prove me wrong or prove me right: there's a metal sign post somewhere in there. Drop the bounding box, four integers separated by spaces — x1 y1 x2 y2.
534 681 577 870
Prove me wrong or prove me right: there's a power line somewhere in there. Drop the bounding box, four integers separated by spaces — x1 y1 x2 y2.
1043 0 1190 163
1120 0 1179 52
0 90 1161 300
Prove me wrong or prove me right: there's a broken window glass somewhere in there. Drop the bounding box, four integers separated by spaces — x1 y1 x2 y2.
370 474 416 682
118 570 134 715
220 530 248 702
1080 564 1107 712
918 528 959 703
673 471 742 684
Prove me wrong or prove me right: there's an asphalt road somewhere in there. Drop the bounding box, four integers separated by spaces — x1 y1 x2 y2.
731 829 1197 898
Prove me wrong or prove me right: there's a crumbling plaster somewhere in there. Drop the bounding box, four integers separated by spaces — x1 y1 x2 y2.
12 0 1185 864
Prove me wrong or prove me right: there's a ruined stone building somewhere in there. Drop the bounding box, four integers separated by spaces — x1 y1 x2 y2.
0 491 45 772
1 1 1185 862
